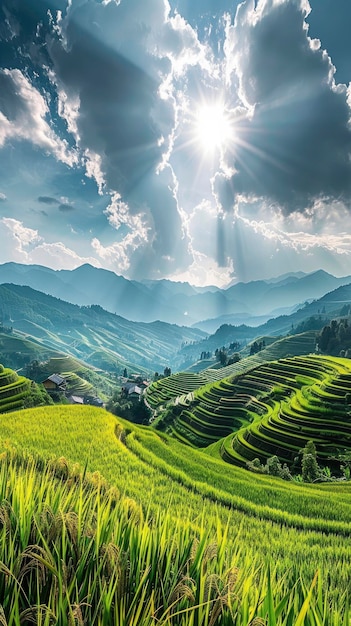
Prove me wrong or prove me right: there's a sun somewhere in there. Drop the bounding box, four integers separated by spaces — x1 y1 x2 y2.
195 103 233 153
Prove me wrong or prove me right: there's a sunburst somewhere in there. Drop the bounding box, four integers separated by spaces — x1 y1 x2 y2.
194 102 234 154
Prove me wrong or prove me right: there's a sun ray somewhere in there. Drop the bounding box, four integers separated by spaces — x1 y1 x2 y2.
194 102 234 153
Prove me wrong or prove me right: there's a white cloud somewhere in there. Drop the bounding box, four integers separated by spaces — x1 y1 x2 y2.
30 241 100 270
0 69 78 167
91 235 138 273
0 218 43 263
104 192 147 233
172 251 235 287
159 13 213 76
83 149 105 195
56 80 80 137
91 192 151 273
0 192 6 201
230 211 351 280
0 217 99 270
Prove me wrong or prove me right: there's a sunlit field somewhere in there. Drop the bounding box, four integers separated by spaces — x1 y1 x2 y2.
0 401 350 623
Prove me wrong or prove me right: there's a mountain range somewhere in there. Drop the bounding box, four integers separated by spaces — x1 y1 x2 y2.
1 274 351 374
0 262 350 327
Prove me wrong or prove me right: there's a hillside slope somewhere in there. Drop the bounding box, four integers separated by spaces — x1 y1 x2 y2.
149 355 351 469
0 283 205 373
146 331 317 409
0 404 350 622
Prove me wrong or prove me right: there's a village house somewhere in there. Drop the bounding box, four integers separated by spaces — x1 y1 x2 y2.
42 374 67 393
127 384 142 399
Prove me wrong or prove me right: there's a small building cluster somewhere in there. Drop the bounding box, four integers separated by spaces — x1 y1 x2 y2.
121 378 149 399
42 374 104 407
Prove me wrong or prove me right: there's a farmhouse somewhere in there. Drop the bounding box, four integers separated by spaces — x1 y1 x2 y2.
42 374 67 393
122 382 142 398
84 395 104 407
128 384 142 398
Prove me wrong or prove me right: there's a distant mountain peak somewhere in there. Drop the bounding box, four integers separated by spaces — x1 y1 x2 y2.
0 262 350 327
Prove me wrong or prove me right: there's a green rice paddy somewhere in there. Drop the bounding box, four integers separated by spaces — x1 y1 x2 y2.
0 354 350 622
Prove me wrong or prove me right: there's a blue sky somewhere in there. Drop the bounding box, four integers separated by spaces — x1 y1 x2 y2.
0 0 351 286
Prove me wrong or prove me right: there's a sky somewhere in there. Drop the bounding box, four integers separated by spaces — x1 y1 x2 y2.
0 0 351 287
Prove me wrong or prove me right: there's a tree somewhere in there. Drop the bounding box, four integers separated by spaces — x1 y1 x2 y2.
301 440 320 482
107 390 151 425
215 348 227 366
319 325 332 352
164 367 171 377
250 341 259 356
227 353 241 365
265 455 281 477
265 456 292 480
123 367 128 378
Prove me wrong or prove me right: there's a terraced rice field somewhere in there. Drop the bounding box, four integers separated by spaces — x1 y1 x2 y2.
145 372 210 408
146 332 317 409
42 354 94 373
0 364 32 413
202 330 317 382
153 355 351 471
222 355 351 469
61 371 94 396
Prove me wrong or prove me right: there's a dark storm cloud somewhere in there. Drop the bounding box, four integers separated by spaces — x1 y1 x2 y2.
48 2 168 195
218 0 351 214
38 196 59 205
0 0 194 278
46 0 191 275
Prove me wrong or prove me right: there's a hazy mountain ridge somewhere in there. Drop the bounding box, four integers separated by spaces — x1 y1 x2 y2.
0 263 350 327
176 282 351 367
1 278 351 374
0 283 205 373
195 272 351 333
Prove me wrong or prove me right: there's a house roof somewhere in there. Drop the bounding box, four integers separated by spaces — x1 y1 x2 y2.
70 395 84 404
46 374 66 386
128 385 142 396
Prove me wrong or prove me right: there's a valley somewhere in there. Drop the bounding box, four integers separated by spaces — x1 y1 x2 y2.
0 265 351 623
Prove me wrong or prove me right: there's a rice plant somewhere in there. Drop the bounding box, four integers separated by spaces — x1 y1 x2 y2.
0 450 349 625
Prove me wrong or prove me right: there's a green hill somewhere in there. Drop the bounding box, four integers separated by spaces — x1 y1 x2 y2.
0 404 350 622
218 355 351 470
0 329 57 369
150 355 351 467
179 328 317 375
146 332 317 417
0 283 205 375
